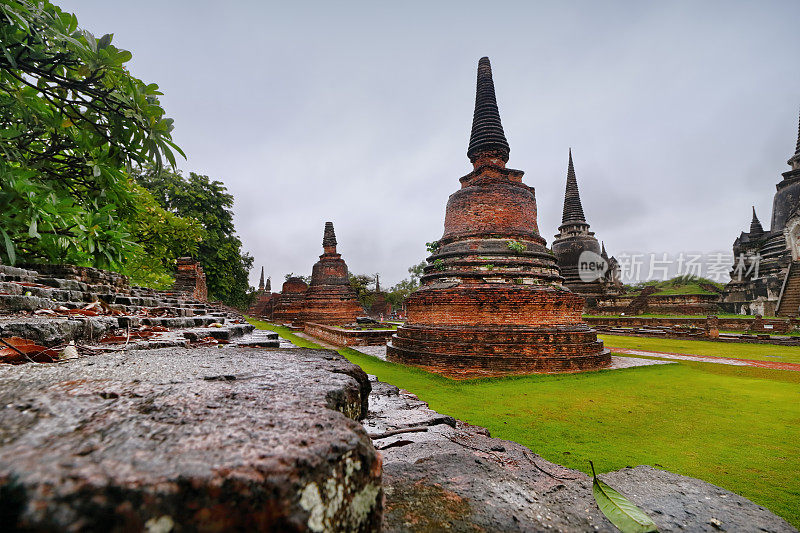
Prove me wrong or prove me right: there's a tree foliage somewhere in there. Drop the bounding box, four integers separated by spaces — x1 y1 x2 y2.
284 273 311 284
134 166 253 308
349 273 376 309
385 261 425 310
0 0 183 267
123 183 202 289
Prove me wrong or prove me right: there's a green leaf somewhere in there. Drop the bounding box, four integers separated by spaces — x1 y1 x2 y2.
97 33 112 49
590 461 659 533
0 228 16 265
28 218 39 238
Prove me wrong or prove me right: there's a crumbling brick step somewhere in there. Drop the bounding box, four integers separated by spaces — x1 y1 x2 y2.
0 347 382 531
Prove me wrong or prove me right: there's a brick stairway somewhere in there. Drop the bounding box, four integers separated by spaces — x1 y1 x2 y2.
0 264 278 353
777 261 800 317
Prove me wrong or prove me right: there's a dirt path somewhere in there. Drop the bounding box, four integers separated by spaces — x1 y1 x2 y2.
608 347 800 372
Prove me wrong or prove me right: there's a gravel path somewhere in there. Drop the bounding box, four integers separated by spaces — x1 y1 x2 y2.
608 347 800 372
348 344 674 370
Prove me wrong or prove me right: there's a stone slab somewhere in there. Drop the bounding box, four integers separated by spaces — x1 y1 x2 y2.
0 347 382 531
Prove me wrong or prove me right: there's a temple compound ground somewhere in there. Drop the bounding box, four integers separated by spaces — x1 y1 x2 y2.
387 57 609 376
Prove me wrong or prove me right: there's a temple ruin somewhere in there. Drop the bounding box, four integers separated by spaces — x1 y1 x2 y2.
299 222 362 325
723 109 800 316
552 149 622 309
386 57 610 377
247 266 273 317
367 274 392 319
271 276 308 325
172 257 207 302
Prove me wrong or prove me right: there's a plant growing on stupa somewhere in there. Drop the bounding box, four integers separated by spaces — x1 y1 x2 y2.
506 240 526 253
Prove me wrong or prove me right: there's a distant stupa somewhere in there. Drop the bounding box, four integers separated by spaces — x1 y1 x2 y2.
299 222 362 325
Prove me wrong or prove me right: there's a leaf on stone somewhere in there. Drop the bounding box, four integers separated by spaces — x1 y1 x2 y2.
590 461 659 533
0 337 59 364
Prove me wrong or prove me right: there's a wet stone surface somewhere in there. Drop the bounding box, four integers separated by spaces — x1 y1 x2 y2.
0 347 382 532
368 379 796 533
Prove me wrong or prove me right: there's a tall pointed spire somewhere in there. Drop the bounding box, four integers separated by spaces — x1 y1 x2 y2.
375 273 381 292
601 241 608 259
467 57 510 163
266 276 271 292
561 148 587 224
258 266 265 291
322 221 337 253
795 108 800 154
750 206 764 235
790 107 800 169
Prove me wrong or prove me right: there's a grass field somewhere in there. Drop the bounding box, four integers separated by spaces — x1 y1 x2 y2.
599 334 800 364
247 318 800 527
583 314 764 319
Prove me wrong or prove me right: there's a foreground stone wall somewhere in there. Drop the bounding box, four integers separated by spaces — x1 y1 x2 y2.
367 378 796 532
0 347 382 531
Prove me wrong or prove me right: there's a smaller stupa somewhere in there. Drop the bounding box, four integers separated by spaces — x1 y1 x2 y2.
368 274 392 319
248 266 273 317
272 277 308 325
299 222 362 325
552 150 621 306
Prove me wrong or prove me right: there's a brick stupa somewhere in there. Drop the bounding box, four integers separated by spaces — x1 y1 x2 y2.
272 277 308 325
247 266 273 317
387 57 610 377
299 222 362 325
552 150 622 307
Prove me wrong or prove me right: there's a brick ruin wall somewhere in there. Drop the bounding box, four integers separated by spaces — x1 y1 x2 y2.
590 293 722 316
304 322 395 346
173 257 207 302
586 315 798 334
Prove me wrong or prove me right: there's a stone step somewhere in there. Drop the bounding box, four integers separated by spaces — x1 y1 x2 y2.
0 316 121 345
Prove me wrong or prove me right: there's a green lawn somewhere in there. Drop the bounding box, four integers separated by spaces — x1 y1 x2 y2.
583 313 763 319
599 334 800 364
248 318 800 527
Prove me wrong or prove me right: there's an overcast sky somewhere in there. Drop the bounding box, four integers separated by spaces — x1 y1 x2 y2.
61 0 800 288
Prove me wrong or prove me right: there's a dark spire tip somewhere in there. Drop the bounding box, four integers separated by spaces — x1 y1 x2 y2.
750 207 764 235
323 221 337 248
467 56 510 162
562 149 587 224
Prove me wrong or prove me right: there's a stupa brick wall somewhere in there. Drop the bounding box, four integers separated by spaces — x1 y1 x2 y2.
272 278 308 325
387 57 609 377
300 222 362 325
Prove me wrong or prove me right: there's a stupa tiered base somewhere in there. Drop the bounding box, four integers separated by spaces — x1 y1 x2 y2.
387 285 609 377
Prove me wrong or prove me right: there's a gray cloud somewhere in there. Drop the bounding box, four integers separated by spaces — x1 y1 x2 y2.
59 0 800 287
